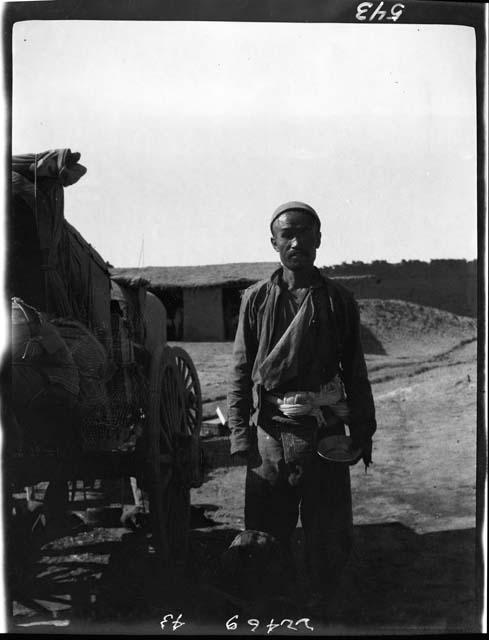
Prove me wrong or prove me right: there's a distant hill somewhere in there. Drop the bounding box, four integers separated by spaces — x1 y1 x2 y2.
322 258 476 278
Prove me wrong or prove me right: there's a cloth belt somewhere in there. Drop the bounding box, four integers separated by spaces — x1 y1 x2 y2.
264 374 347 428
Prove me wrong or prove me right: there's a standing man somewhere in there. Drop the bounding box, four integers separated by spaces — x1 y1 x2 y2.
227 201 376 612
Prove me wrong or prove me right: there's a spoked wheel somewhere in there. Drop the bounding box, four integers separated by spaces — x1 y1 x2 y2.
147 345 190 571
171 347 203 488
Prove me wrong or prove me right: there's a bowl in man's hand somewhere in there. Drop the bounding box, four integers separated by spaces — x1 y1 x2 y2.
317 434 362 465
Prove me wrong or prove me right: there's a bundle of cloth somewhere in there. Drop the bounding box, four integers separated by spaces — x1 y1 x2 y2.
10 297 111 451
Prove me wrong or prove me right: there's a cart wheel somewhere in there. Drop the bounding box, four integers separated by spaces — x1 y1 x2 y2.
147 345 190 570
171 346 203 487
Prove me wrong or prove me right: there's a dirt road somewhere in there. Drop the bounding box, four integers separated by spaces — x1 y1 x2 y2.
8 301 482 634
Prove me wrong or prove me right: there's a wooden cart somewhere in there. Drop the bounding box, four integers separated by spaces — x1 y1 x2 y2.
5 149 203 577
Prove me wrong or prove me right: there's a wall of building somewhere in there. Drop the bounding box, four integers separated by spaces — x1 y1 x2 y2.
325 260 477 318
334 274 476 318
183 287 224 341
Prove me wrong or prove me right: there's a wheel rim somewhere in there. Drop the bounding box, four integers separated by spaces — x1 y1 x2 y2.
147 346 190 569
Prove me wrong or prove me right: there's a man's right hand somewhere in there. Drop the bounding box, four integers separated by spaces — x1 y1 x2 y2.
231 451 249 467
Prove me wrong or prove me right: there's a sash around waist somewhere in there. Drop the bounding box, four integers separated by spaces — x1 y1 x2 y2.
263 373 346 407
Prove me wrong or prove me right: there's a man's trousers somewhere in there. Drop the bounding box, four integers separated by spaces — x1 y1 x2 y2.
245 423 353 595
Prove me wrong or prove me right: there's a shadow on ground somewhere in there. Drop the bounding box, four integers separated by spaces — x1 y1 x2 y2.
9 512 481 635
333 522 479 634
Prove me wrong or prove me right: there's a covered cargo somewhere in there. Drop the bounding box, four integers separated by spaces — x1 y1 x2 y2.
10 149 112 351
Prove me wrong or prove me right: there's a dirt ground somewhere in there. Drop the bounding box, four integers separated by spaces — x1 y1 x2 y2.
6 300 483 634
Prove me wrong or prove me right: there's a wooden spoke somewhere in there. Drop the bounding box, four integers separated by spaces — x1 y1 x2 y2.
171 347 203 488
171 347 202 438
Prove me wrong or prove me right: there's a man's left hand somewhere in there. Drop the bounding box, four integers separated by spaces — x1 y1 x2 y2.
361 438 373 468
351 431 373 468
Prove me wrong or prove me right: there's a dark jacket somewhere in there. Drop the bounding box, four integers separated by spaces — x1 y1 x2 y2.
227 267 376 457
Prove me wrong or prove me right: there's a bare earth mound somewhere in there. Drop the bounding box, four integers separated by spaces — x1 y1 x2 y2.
358 298 477 356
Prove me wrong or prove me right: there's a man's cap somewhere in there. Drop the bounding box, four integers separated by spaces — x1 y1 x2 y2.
270 201 321 232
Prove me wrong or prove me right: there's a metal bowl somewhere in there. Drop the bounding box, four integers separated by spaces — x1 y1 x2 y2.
317 434 362 465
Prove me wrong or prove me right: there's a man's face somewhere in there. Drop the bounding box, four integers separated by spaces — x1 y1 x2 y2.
271 210 321 271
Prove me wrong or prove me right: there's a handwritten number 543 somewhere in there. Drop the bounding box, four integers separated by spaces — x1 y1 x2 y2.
356 2 405 21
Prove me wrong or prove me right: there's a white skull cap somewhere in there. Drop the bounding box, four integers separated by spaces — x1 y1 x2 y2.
270 201 321 232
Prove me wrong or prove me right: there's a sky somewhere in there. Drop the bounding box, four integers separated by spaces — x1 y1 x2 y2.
10 20 477 268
